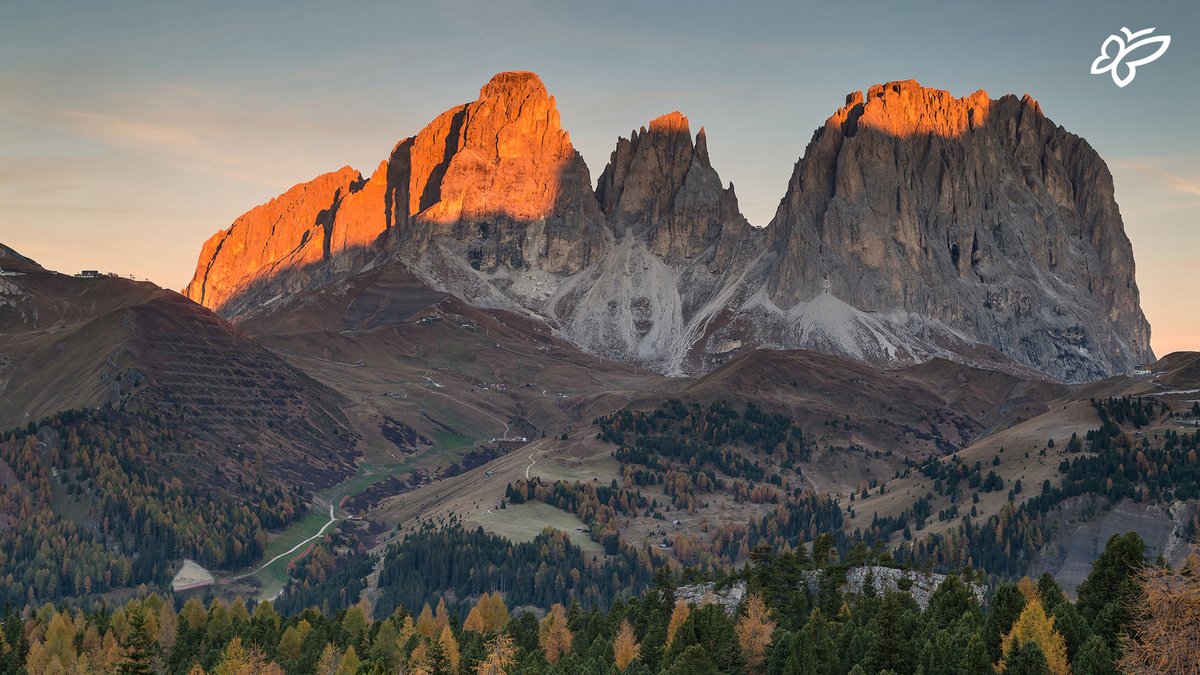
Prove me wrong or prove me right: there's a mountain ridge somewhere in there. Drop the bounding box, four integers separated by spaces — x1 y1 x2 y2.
182 72 1153 383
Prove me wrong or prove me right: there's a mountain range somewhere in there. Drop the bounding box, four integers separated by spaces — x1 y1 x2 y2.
182 72 1152 382
2 73 1192 618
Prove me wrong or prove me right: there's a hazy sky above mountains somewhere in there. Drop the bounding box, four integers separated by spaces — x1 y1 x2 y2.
2 0 1196 355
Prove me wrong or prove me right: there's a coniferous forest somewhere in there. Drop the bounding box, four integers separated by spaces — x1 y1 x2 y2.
4 532 1197 674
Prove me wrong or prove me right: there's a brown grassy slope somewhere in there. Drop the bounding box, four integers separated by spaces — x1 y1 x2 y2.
0 243 360 492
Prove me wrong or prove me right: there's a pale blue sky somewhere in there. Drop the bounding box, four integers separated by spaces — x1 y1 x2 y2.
1 0 1196 353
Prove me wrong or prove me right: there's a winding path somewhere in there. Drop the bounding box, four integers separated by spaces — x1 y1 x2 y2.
525 448 542 479
231 504 339 581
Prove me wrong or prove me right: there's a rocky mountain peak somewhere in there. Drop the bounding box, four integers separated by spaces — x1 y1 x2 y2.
647 110 690 134
764 80 1151 381
399 70 602 274
836 80 995 138
478 70 547 100
596 111 748 265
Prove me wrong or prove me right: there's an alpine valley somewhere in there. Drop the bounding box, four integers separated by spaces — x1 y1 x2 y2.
1 72 1196 674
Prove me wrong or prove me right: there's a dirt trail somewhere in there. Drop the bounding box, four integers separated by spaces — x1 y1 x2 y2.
229 504 339 581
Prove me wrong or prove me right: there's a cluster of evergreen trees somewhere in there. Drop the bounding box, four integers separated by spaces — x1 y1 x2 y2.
5 531 1193 674
372 522 662 620
596 399 809 486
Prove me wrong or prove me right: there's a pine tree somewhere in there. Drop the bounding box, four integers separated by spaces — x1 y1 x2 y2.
117 606 157 675
864 590 907 667
1035 572 1066 610
1005 640 1051 675
985 582 1026 661
1076 532 1145 643
1072 635 1117 675
425 636 453 675
926 575 980 629
962 632 991 673
666 644 718 675
1046 601 1090 662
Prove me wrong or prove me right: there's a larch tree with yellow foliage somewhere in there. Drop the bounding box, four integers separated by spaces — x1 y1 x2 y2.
613 618 640 671
407 641 430 675
1118 561 1200 674
464 605 487 634
665 600 690 649
439 625 461 672
434 597 451 634
465 592 508 634
415 603 438 638
481 592 509 632
212 637 285 675
538 603 573 664
476 633 517 675
736 592 777 673
1016 576 1039 602
1000 598 1070 675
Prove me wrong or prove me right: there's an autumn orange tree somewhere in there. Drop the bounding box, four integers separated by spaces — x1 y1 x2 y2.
476 633 517 675
665 599 690 649
613 618 640 671
1118 559 1200 674
736 592 777 673
415 602 438 638
999 597 1070 675
465 592 510 634
439 625 461 673
538 603 573 664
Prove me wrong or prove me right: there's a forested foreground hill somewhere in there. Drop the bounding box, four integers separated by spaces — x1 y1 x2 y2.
0 246 359 605
5 532 1197 675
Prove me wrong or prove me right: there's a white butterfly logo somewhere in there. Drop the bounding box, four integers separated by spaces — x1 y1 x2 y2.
1091 27 1171 87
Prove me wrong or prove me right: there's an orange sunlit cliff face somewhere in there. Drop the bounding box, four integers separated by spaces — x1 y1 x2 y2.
183 71 601 315
834 80 995 139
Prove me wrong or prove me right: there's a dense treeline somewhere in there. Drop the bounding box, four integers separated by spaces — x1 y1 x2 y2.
0 408 305 605
274 533 374 617
373 521 664 620
597 400 809 486
5 531 1192 674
